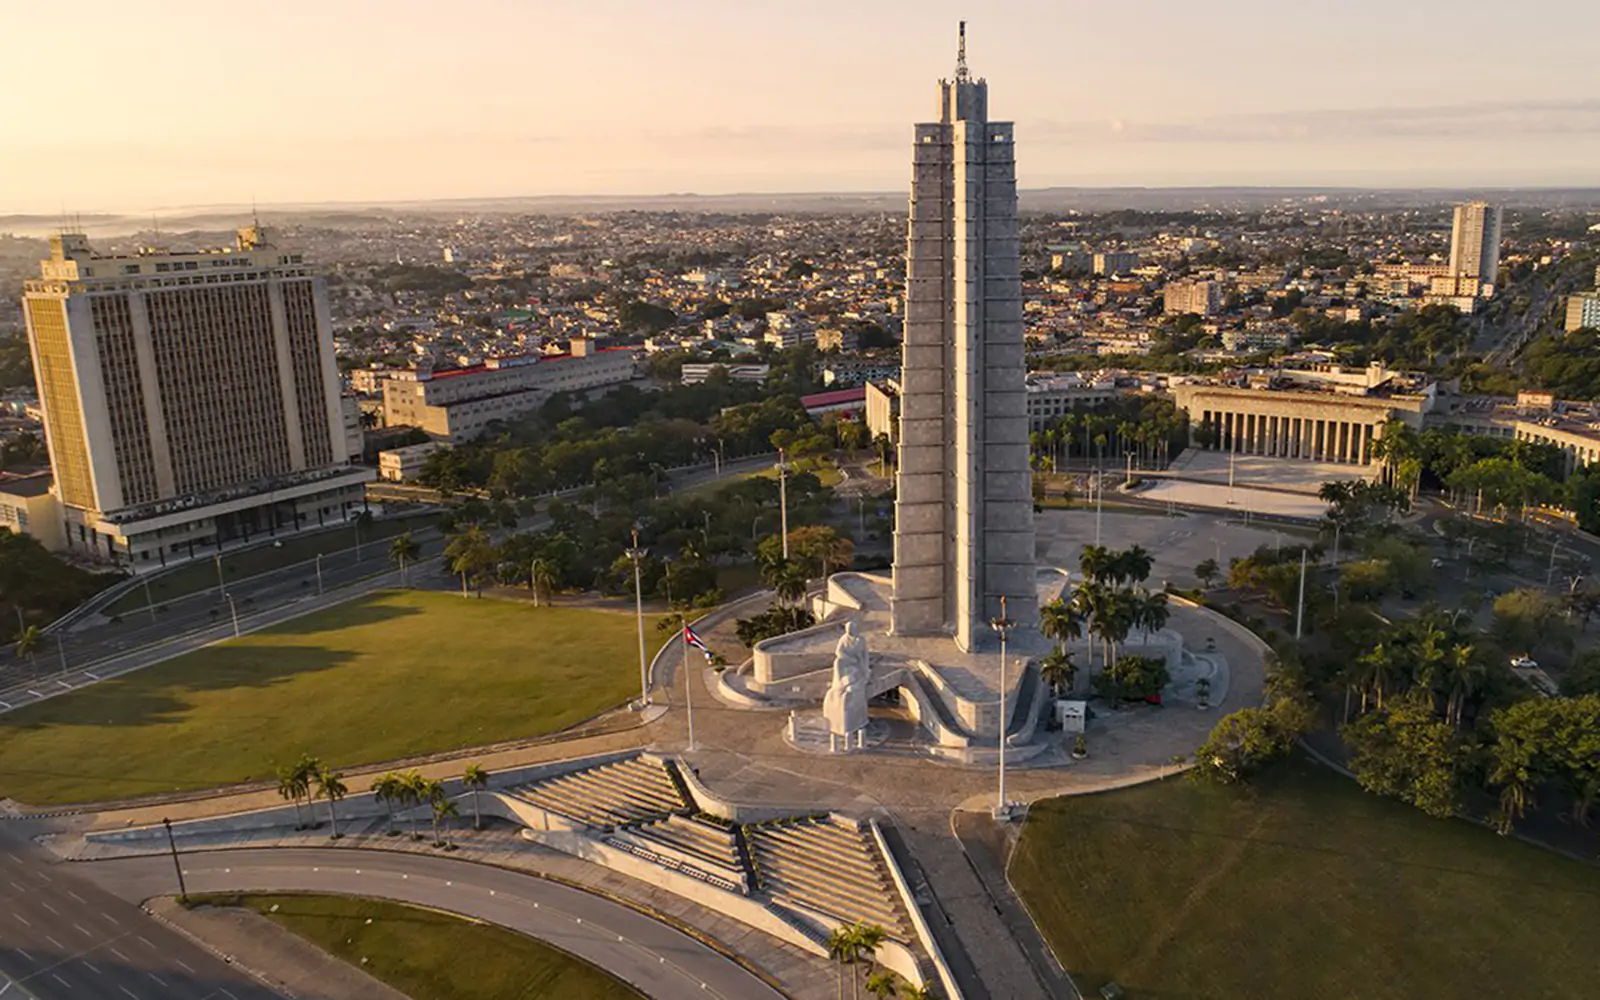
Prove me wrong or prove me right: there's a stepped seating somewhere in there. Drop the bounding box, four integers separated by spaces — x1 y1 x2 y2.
509 756 689 830
630 815 743 872
748 817 912 940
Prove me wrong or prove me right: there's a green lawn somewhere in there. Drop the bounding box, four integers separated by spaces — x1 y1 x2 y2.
1010 757 1600 1000
0 590 666 805
107 514 439 616
206 894 640 1000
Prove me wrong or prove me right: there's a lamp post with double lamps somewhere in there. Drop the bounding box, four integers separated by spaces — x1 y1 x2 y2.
989 596 1016 820
626 527 650 708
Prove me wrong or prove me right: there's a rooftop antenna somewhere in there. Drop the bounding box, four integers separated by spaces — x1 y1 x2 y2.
955 20 969 82
252 196 261 229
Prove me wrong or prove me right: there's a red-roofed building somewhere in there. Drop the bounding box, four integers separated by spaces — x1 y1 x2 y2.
801 387 868 419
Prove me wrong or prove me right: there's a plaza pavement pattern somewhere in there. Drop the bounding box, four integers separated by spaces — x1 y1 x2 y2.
9 509 1283 1000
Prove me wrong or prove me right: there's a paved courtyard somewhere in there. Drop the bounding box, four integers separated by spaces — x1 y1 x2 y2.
1168 450 1376 493
1039 509 1320 587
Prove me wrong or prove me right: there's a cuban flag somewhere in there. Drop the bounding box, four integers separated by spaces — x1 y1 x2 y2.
683 624 714 663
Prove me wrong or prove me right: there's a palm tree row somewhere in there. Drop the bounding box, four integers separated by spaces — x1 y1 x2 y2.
1030 404 1188 473
276 754 349 838
1341 610 1487 727
274 759 492 848
1039 545 1169 695
824 919 935 998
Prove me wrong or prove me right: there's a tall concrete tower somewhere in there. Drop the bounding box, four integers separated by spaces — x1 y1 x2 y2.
1449 200 1503 290
892 24 1036 652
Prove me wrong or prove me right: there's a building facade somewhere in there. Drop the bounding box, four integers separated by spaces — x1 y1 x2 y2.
1449 201 1503 291
382 341 638 443
1565 293 1600 332
892 36 1036 650
1163 279 1222 316
22 228 369 567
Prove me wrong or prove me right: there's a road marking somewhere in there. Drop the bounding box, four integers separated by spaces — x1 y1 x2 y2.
81 960 101 975
84 672 98 680
0 702 9 710
135 936 154 950
45 935 64 950
147 973 166 987
101 912 119 926
26 690 41 698
175 960 194 974
50 974 70 989
119 987 139 1000
109 948 128 961
0 980 13 996
73 922 92 937
12 948 31 962
66 890 86 904
39 901 57 914
12 912 27 926
56 680 72 690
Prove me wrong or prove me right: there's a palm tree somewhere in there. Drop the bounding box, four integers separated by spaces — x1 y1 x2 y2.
462 763 489 830
1038 597 1084 648
420 778 452 846
390 531 421 587
402 770 429 840
851 922 887 1000
1038 648 1077 697
827 925 855 1000
314 767 348 839
529 557 558 607
899 983 936 1000
1442 643 1484 728
1078 545 1113 586
445 525 495 596
13 624 40 660
432 796 461 849
866 971 899 999
277 765 307 829
371 773 405 836
1354 643 1401 713
287 754 320 829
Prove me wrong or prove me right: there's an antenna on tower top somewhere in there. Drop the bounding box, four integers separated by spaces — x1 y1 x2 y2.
955 20 969 81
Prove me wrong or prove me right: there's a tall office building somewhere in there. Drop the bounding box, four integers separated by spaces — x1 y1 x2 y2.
1449 201 1503 291
22 226 371 567
892 24 1036 652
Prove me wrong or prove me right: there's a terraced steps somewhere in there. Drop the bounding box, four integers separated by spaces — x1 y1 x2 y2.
748 818 912 940
508 756 689 830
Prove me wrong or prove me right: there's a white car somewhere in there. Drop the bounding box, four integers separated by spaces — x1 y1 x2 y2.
1510 656 1538 670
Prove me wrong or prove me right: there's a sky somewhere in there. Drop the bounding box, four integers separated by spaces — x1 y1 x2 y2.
3 0 1599 213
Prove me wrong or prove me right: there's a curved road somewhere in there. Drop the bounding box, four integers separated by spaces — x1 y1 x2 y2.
76 848 784 1000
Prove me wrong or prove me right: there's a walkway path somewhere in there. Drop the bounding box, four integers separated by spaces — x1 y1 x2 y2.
79 848 787 1000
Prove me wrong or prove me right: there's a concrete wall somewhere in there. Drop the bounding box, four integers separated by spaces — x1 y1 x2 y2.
871 819 956 998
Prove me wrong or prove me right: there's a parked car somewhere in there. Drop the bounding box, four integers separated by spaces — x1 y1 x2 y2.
1510 656 1538 670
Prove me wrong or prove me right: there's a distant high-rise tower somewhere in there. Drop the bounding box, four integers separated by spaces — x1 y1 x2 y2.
22 227 371 566
1449 201 1503 291
892 23 1036 652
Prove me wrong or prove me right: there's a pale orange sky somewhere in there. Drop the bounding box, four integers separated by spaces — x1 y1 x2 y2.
3 0 1598 213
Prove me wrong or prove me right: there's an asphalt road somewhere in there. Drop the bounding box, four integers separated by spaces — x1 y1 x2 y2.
76 848 785 1000
0 825 280 1000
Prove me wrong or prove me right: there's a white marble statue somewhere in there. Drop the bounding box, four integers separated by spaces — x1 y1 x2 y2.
823 620 870 745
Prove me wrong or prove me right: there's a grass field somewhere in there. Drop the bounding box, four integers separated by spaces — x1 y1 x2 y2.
208 894 640 1000
0 590 666 805
107 514 439 616
1009 757 1600 1000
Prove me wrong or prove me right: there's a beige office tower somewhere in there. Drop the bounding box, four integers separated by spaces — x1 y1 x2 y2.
22 226 371 567
1449 200 1503 290
892 25 1036 652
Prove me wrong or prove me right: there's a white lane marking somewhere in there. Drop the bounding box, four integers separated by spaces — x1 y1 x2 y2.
119 987 139 1000
66 890 86 904
12 912 28 926
39 901 58 914
108 947 129 962
0 980 13 996
101 912 119 926
12 949 31 962
73 922 92 937
45 935 64 950
146 973 166 987
174 959 194 974
50 974 69 989
81 960 101 975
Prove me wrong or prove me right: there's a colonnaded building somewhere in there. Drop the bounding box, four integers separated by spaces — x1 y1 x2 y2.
1169 360 1600 474
22 227 372 567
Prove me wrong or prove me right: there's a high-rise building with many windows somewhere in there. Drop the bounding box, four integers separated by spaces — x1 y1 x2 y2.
22 226 371 567
1449 200 1503 292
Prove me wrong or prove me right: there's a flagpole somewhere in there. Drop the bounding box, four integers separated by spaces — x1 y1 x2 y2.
682 624 697 752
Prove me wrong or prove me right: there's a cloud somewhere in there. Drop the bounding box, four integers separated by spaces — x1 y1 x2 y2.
1030 99 1600 144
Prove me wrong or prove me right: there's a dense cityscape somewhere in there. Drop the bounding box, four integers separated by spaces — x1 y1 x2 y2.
4 11 1600 1000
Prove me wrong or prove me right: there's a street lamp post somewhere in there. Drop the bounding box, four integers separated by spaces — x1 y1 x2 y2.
681 617 697 752
627 528 650 708
989 596 1016 820
315 552 324 597
776 449 791 559
214 553 226 597
142 572 157 624
226 593 241 638
162 817 188 902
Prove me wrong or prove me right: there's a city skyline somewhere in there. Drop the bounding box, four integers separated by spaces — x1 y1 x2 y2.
4 0 1600 213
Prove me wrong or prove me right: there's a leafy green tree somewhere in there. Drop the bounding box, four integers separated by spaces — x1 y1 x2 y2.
1194 557 1220 589
1492 588 1573 662
389 531 421 587
1190 698 1311 784
13 624 40 660
1038 648 1077 697
1343 693 1467 819
445 525 496 596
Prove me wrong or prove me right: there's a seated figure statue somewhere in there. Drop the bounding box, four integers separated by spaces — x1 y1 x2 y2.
823 620 870 739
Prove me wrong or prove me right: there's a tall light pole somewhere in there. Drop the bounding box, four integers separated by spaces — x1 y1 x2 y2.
989 596 1016 819
315 552 324 596
680 617 697 752
162 817 188 902
1295 549 1307 640
776 449 790 559
214 553 227 597
226 593 241 638
142 572 157 624
627 527 650 708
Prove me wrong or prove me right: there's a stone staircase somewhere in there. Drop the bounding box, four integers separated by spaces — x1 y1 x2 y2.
614 814 747 890
747 817 913 941
505 756 689 830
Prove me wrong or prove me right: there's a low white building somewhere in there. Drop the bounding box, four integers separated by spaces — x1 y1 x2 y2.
378 442 444 483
